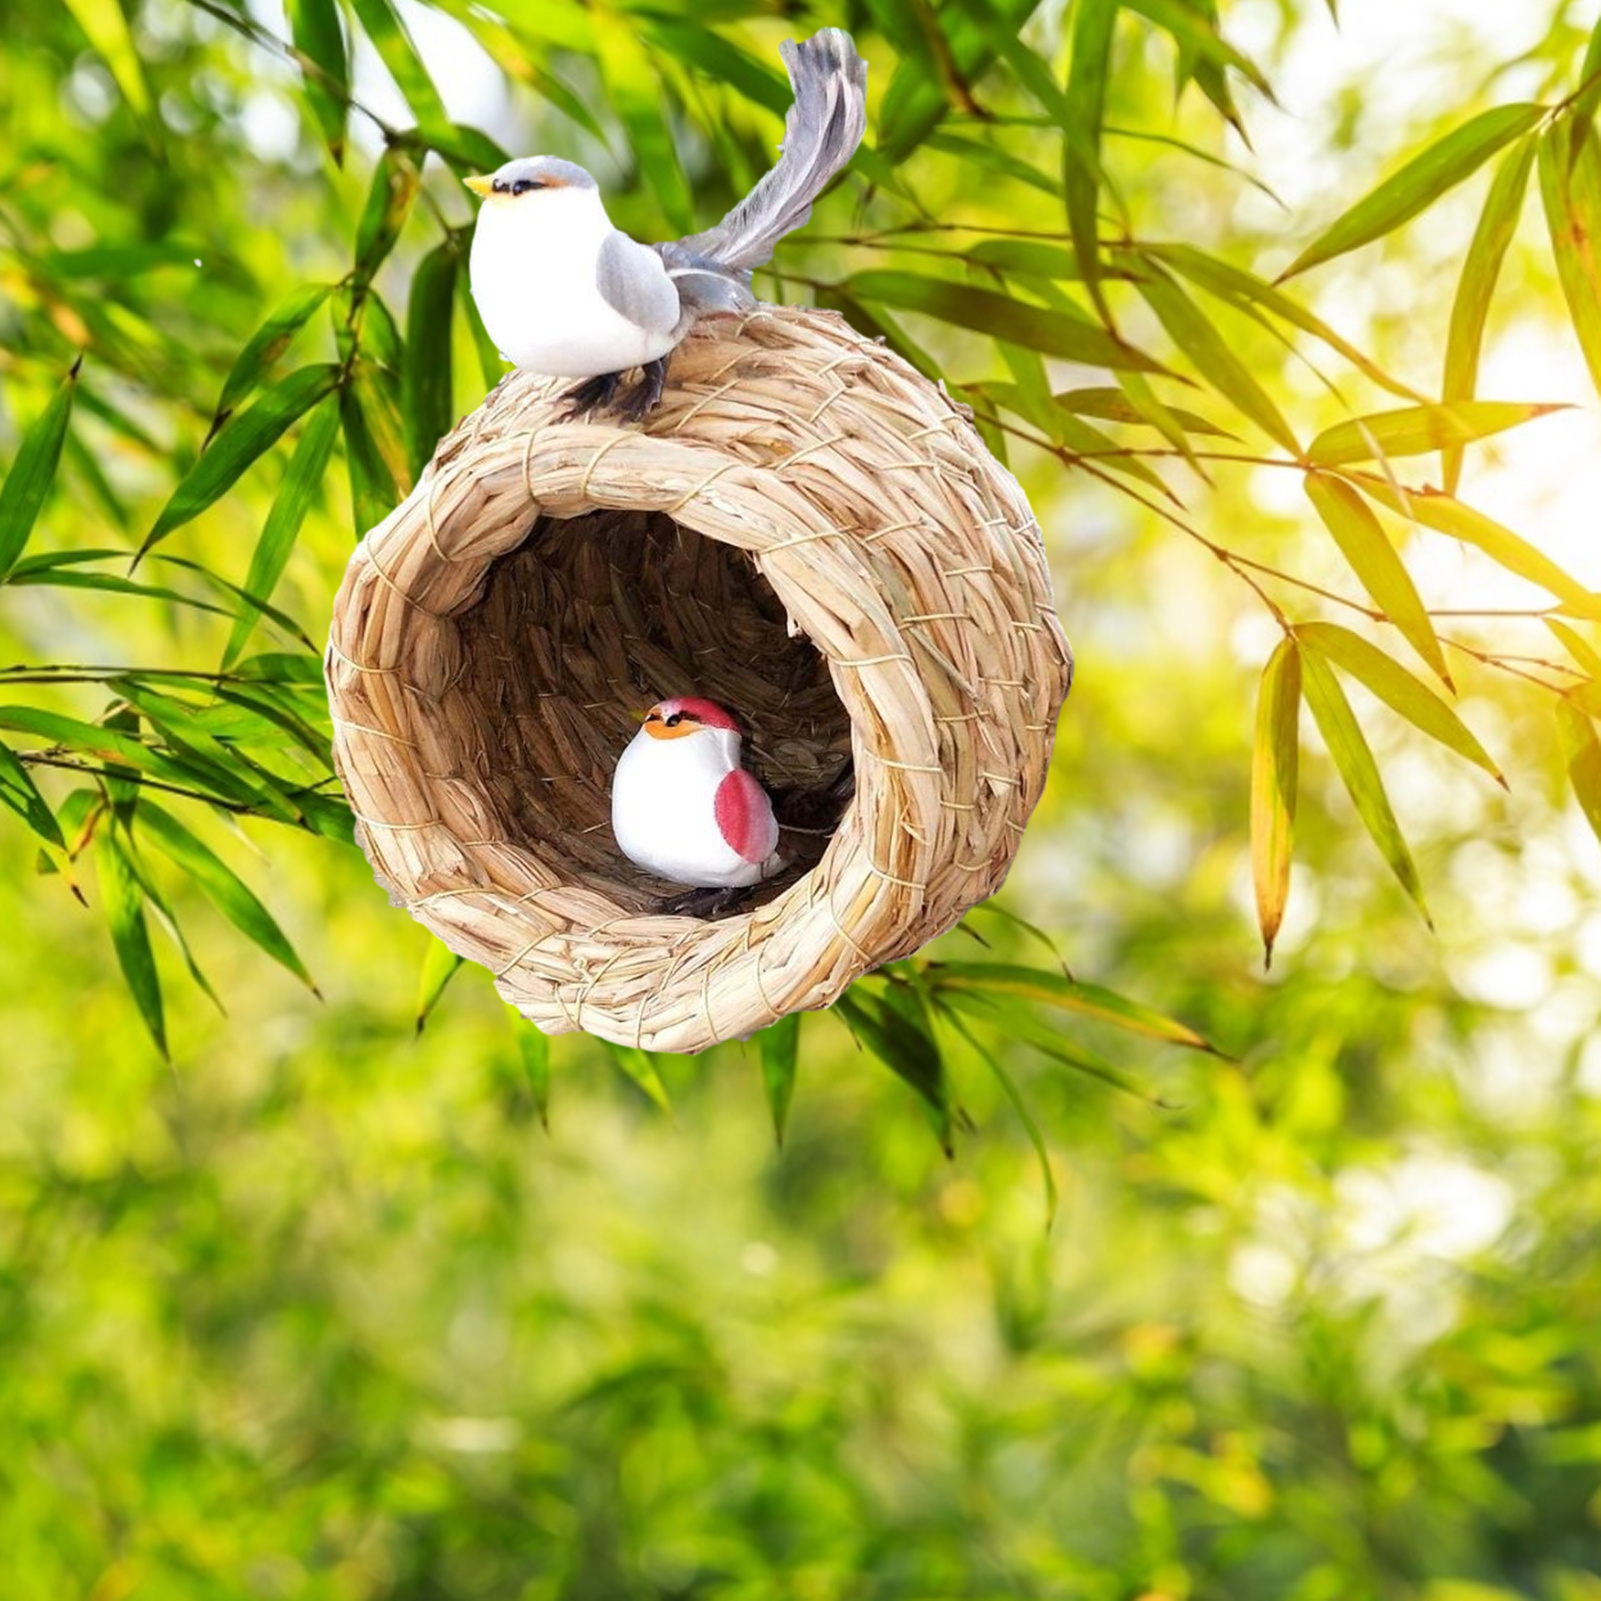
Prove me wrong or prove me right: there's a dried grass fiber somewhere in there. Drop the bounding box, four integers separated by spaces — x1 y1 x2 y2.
326 306 1073 1052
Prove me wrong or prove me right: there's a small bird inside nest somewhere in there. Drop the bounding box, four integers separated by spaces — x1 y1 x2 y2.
463 29 867 423
612 696 852 919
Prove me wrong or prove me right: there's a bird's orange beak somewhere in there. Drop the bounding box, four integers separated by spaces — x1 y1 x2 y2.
463 175 494 198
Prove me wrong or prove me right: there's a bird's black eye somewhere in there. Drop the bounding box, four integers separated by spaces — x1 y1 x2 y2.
511 179 546 196
665 712 682 728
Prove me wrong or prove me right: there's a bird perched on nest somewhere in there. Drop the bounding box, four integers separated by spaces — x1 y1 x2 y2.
464 28 868 422
612 697 784 915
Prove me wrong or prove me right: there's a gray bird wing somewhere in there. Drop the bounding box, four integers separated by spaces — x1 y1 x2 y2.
595 230 681 335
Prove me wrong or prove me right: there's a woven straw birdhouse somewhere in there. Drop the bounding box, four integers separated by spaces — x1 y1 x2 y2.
325 306 1073 1053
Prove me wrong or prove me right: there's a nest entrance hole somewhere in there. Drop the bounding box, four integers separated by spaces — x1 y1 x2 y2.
452 508 854 914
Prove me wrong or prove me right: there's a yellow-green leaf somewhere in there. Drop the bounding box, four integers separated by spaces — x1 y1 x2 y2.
1443 136 1537 491
1300 647 1431 925
97 828 167 1059
415 937 464 1032
1295 622 1503 786
757 1013 800 1147
61 0 152 117
215 283 335 423
1304 471 1449 685
1546 617 1601 680
1538 121 1601 403
403 243 458 479
1251 638 1300 967
1307 401 1559 467
340 363 410 535
511 1011 551 1129
1556 700 1601 844
286 0 350 163
1282 102 1544 279
1064 0 1117 321
0 360 78 582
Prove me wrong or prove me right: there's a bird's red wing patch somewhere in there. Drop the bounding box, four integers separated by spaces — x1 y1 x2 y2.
715 769 776 864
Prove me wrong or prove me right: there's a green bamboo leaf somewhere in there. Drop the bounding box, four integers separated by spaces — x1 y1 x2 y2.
928 131 1063 198
937 987 1161 1104
0 739 65 850
141 364 342 560
835 989 953 1155
1300 647 1431 924
1443 136 1537 491
1063 0 1117 322
604 1043 672 1113
403 243 457 480
1295 621 1503 786
926 962 1214 1051
354 147 421 286
591 7 693 232
1546 617 1601 680
757 1013 800 1147
983 382 1172 497
97 828 167 1058
286 0 350 162
1304 471 1449 685
968 238 1084 280
6 564 234 620
1056 384 1232 437
415 937 464 1031
341 362 410 535
1281 102 1544 280
849 272 1165 372
136 802 319 993
347 0 449 134
1308 401 1559 468
1144 242 1423 401
1346 474 1601 618
936 1002 1056 1226
1556 699 1601 844
1539 121 1601 403
1251 638 1300 967
215 284 335 425
61 0 152 118
1120 0 1274 100
642 19 793 116
1573 20 1601 140
0 360 79 582
512 1012 551 1129
222 400 339 668
1136 269 1299 452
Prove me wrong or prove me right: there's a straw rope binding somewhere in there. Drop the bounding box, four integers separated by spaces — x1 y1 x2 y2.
325 306 1073 1053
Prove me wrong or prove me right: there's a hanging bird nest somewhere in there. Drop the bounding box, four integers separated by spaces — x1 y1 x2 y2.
325 305 1073 1053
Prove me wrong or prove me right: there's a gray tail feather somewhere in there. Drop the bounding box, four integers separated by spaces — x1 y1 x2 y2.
672 28 867 275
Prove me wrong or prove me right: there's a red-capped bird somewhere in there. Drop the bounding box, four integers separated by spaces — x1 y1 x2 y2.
612 697 782 905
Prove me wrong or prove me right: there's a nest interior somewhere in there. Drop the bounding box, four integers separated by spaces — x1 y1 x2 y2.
326 305 1073 1053
454 508 853 910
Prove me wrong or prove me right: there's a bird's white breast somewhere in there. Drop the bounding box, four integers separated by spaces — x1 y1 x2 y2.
612 729 765 888
468 190 677 377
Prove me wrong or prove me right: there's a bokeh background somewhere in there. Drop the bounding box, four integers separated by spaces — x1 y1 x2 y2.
4 0 1601 1594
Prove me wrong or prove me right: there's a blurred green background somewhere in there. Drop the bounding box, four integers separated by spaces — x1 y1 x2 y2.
4 0 1601 1595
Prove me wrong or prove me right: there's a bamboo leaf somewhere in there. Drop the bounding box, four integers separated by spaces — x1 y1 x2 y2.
0 361 79 583
1064 0 1117 321
61 0 152 118
354 148 421 287
97 828 167 1058
926 962 1214 1051
415 937 464 1031
141 364 342 560
0 740 65 849
591 7 693 232
1308 401 1559 468
1295 621 1503 786
605 1044 673 1113
347 0 449 135
1055 384 1232 436
1546 617 1601 680
1251 637 1300 967
222 400 339 668
512 1012 551 1129
1119 0 1273 100
340 363 410 535
286 0 350 163
1538 121 1601 402
757 1013 800 1147
1137 269 1299 452
1300 647 1431 924
849 272 1165 372
1346 474 1601 618
1282 102 1544 279
835 989 953 1155
136 802 319 993
403 242 457 480
1443 136 1537 491
1556 699 1601 844
1304 471 1449 685
215 284 335 425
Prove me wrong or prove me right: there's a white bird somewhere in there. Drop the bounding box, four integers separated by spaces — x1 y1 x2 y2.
464 28 868 420
612 697 783 904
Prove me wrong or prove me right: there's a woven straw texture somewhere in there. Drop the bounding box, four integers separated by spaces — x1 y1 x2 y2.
325 305 1073 1053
